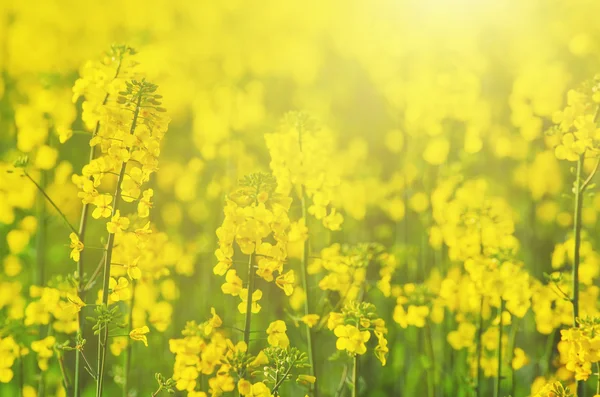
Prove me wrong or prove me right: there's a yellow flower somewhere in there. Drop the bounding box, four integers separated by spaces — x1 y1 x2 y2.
334 325 370 355
301 314 320 328
327 312 344 330
109 277 131 302
69 233 84 262
7 230 30 254
129 326 150 347
221 270 243 296
238 288 262 314
205 307 222 335
106 210 130 234
323 208 343 231
296 374 316 385
238 379 251 396
247 382 272 397
266 320 289 348
249 350 269 367
92 194 113 219
374 331 388 366
423 137 450 165
275 270 295 296
34 145 58 170
31 336 55 371
125 257 141 280
512 347 529 370
137 189 154 218
62 293 85 315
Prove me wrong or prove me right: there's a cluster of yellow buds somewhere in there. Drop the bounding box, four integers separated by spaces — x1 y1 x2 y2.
431 178 519 262
559 317 600 381
311 243 391 303
328 301 388 366
215 172 294 310
265 112 344 231
551 76 600 162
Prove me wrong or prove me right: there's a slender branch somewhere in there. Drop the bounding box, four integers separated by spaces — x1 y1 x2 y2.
596 362 599 395
335 364 349 397
242 252 255 377
96 86 142 397
23 171 78 234
271 357 298 395
123 281 137 397
494 300 504 397
475 296 484 397
300 188 317 396
424 322 435 397
580 155 600 191
83 252 107 292
352 354 358 397
572 154 585 397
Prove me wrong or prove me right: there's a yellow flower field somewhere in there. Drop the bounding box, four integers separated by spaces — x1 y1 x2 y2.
1 1 600 396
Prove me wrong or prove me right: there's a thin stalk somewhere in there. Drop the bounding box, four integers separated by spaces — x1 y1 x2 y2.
75 55 123 397
271 357 297 396
335 364 349 397
34 166 48 397
494 300 504 397
242 252 255 376
424 322 435 397
57 351 71 392
508 319 519 397
19 349 24 397
352 354 358 397
542 329 557 377
24 171 77 235
596 362 599 395
96 91 142 397
572 155 584 397
123 281 137 397
296 115 317 397
475 296 484 397
300 189 317 396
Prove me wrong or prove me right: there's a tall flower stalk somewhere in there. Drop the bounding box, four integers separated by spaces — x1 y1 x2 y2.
494 299 505 397
71 44 130 397
300 188 316 393
96 79 155 397
265 112 345 396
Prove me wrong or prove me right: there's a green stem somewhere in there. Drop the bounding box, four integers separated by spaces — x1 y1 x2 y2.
352 354 358 397
24 171 77 235
572 155 584 397
242 252 255 377
123 281 136 397
508 319 519 397
424 322 435 397
335 364 349 397
596 362 599 395
475 296 484 397
57 351 71 392
75 53 123 397
271 357 297 395
494 300 504 397
96 90 142 397
300 189 317 396
19 349 24 397
35 167 48 397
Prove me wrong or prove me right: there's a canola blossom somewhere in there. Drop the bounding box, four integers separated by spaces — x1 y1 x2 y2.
2 1 600 397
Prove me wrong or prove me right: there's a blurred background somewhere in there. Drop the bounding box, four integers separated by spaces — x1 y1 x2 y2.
2 0 600 396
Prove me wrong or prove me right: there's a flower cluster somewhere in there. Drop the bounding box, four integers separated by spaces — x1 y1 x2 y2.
265 112 344 231
328 301 388 366
551 77 600 161
559 317 600 381
215 173 293 309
